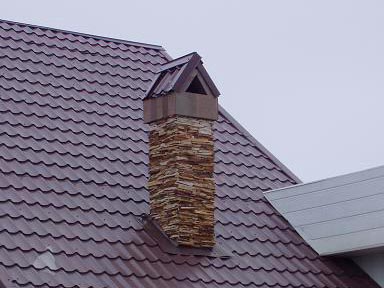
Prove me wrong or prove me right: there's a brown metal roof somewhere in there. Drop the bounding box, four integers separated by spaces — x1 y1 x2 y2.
0 18 379 288
145 52 220 98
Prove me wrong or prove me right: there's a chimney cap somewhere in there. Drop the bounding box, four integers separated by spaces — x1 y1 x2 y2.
144 52 220 99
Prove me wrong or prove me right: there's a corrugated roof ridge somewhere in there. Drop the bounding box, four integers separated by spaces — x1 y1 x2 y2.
0 140 144 166
0 181 144 203
0 98 142 130
0 251 333 287
0 191 285 223
0 68 147 98
0 56 153 87
0 114 145 142
0 128 144 154
1 116 269 150
0 18 165 51
0 226 318 262
0 242 340 277
0 40 162 73
0 90 143 117
0 81 140 110
0 152 144 178
0 167 144 190
0 240 218 269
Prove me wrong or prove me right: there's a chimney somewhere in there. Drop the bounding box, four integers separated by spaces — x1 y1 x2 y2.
143 53 220 248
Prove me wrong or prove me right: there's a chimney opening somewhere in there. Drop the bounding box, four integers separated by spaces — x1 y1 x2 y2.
186 76 207 95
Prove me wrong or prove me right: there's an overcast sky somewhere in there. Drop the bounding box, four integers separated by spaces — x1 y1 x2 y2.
1 0 383 182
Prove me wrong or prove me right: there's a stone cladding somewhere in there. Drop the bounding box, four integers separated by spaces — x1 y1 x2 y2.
148 116 215 247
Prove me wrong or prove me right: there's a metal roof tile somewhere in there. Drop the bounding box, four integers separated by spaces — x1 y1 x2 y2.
0 18 378 288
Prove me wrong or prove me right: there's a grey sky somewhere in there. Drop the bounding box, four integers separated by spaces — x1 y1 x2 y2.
1 0 383 182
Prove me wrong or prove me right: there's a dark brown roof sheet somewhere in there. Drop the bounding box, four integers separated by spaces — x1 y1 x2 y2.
0 19 379 288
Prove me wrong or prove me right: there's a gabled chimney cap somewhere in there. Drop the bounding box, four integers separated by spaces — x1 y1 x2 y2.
144 52 220 99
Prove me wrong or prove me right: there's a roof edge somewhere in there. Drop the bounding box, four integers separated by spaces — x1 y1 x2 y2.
159 52 200 72
0 18 165 50
219 105 301 184
264 163 384 197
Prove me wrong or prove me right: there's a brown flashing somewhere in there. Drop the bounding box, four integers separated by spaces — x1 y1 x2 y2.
138 215 231 258
169 53 202 93
143 92 218 123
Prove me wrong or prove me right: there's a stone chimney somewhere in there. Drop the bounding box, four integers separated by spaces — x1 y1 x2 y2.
143 53 220 248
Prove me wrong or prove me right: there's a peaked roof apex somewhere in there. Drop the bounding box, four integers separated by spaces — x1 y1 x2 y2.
144 52 220 99
159 52 201 72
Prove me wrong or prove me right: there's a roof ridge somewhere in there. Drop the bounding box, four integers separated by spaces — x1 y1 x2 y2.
219 106 302 184
158 52 199 71
0 18 165 51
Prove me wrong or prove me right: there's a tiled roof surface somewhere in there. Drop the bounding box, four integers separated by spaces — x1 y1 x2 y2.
0 19 378 288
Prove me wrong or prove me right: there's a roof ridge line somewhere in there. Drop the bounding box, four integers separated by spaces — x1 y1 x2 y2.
219 105 302 184
0 18 166 51
158 52 199 71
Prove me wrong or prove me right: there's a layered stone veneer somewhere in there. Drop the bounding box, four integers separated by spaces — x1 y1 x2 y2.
148 116 215 247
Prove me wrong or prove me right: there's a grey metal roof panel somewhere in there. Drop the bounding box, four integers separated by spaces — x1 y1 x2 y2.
265 165 384 256
0 18 379 288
